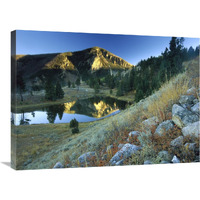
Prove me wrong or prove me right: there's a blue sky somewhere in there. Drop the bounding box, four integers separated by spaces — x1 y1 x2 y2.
16 30 199 65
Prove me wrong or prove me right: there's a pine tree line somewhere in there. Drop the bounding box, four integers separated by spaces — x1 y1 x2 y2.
45 80 64 101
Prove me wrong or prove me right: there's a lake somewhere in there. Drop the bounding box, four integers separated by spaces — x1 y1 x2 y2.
11 96 130 125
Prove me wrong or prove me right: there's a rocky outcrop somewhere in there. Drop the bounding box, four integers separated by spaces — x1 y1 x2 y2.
144 160 152 165
182 121 200 138
127 131 140 142
53 162 64 169
109 143 141 165
186 87 197 95
172 104 199 128
78 152 97 167
154 120 175 136
142 116 159 133
158 151 172 162
184 143 196 151
179 95 195 105
171 155 180 163
170 136 184 148
118 144 125 150
191 102 199 114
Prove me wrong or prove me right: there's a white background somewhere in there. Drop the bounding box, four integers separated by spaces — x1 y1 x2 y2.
0 0 199 199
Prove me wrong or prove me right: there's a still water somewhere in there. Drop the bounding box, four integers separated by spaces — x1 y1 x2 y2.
12 97 130 125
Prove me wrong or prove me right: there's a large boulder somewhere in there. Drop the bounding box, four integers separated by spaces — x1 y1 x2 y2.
144 160 152 165
179 95 195 105
193 99 199 105
128 131 140 138
182 121 200 138
172 104 198 128
191 102 199 114
109 143 141 165
53 162 64 169
78 152 97 166
115 159 124 166
161 161 170 164
142 116 159 133
184 143 196 151
127 131 140 142
118 144 125 150
186 87 197 96
170 136 184 148
158 150 172 162
171 155 180 163
154 120 175 136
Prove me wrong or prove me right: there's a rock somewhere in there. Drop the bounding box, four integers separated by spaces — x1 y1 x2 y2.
181 114 199 126
154 120 175 136
53 162 64 169
186 87 197 95
142 116 159 133
115 159 124 166
128 131 140 137
191 102 199 114
170 136 184 148
161 160 170 164
181 104 192 109
118 144 125 150
127 131 140 142
184 143 196 151
109 143 141 165
182 121 200 138
158 151 172 162
78 152 96 166
171 155 180 163
144 160 152 165
193 99 199 105
172 104 198 128
179 95 195 105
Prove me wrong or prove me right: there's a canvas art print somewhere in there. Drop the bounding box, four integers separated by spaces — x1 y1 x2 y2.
11 30 199 170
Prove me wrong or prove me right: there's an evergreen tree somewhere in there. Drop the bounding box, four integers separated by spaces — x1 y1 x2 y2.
17 73 26 101
46 106 57 123
94 83 100 94
188 46 195 60
195 46 199 57
135 89 144 102
55 81 64 99
45 80 56 101
69 118 78 128
68 80 71 88
75 77 81 90
116 81 124 96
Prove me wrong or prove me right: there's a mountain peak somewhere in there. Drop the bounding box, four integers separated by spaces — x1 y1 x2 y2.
16 47 134 78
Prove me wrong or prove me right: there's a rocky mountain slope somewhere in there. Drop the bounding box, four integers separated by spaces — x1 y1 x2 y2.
16 47 133 79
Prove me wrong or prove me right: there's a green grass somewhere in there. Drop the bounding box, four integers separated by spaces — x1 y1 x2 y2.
11 121 94 169
12 56 199 169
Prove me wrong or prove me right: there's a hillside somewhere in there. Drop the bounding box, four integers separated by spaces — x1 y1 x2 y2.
12 56 199 169
16 47 133 80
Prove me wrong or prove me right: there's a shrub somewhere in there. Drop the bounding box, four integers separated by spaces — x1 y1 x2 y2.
70 118 79 128
72 127 79 134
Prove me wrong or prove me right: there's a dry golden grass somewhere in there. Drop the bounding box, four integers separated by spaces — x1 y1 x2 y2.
147 73 190 121
13 56 199 169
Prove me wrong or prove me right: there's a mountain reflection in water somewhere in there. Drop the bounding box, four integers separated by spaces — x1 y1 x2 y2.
12 97 129 125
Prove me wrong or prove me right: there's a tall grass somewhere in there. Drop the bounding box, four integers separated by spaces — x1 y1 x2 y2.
147 73 190 121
